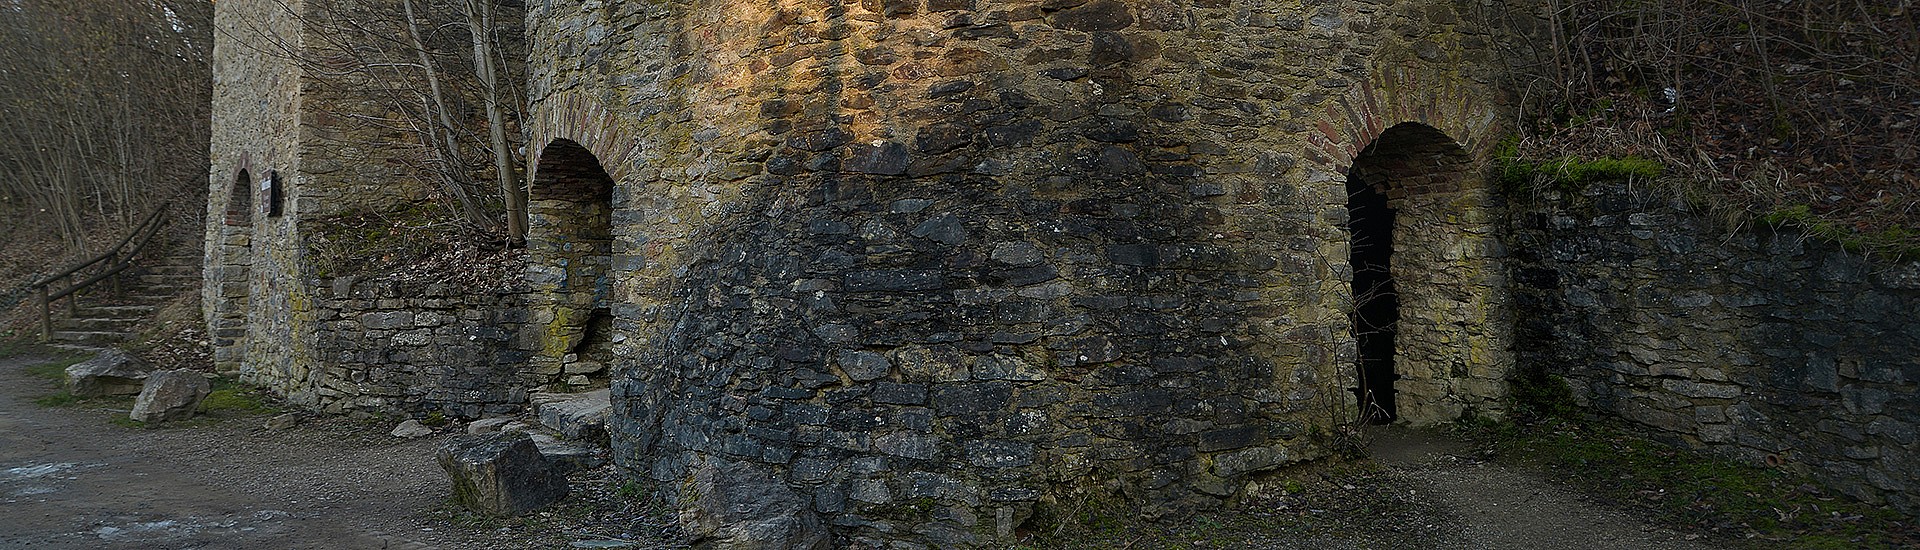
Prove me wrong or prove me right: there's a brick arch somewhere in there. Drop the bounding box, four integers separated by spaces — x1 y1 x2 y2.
1347 122 1476 200
1307 65 1505 177
226 168 255 227
527 91 641 189
1338 116 1513 426
524 136 619 389
532 138 615 202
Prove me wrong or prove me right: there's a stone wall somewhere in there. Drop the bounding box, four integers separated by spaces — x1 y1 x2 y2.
204 0 302 373
525 0 1529 546
206 0 542 416
1507 182 1920 513
302 276 537 416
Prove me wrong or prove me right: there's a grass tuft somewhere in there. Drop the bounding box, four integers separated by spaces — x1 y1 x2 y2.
197 376 277 417
1495 144 1667 192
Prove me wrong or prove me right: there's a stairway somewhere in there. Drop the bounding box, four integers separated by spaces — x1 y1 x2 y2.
45 253 202 353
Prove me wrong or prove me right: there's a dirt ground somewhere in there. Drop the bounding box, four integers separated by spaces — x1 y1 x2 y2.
1 354 1725 550
0 355 487 550
1362 427 1720 550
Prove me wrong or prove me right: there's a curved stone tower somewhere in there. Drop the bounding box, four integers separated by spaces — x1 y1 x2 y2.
523 0 1526 546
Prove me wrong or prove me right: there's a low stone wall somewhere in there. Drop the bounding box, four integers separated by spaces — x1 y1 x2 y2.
1507 182 1920 512
302 276 538 417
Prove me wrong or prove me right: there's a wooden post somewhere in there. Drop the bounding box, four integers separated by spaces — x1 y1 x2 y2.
38 285 51 342
107 252 120 295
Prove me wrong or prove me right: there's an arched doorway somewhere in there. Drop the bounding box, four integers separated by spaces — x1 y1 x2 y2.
210 168 255 374
1343 122 1512 425
526 139 616 389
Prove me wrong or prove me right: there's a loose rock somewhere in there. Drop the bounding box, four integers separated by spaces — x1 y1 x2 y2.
391 419 433 438
682 458 829 550
129 370 210 423
467 417 513 434
264 412 301 430
437 431 569 516
65 350 152 398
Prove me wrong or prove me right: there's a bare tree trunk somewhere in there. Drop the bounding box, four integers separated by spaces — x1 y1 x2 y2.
465 0 525 245
402 0 493 230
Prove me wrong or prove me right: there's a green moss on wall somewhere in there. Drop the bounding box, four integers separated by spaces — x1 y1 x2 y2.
1494 139 1666 192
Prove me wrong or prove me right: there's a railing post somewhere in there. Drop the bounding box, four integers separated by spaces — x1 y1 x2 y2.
65 275 77 318
107 252 120 295
39 285 51 342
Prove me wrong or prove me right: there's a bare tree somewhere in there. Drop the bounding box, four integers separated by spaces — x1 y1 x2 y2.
239 0 527 243
0 0 212 248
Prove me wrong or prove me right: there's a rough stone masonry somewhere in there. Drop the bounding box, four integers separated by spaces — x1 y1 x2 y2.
521 0 1523 546
203 0 1919 547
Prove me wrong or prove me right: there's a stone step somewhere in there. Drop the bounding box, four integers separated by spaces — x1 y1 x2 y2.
530 388 611 441
528 432 607 474
49 330 131 346
47 343 108 354
71 304 158 316
468 418 608 475
141 263 201 274
56 317 142 331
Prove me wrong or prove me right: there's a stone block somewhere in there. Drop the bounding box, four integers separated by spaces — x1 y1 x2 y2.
534 388 611 440
65 350 152 398
437 432 569 517
129 370 210 423
682 459 830 550
836 351 892 381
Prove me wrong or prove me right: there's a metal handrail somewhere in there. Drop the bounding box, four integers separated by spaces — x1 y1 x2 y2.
33 201 172 341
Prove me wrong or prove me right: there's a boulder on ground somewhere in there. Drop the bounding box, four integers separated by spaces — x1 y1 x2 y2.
65 350 152 398
437 431 569 516
264 413 301 430
682 458 830 550
129 370 210 423
391 419 433 438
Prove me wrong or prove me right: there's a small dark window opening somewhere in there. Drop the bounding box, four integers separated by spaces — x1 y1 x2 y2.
1346 176 1399 424
225 169 254 227
264 170 285 218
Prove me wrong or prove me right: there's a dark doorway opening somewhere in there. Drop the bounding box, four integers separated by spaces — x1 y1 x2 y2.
528 138 617 388
1346 172 1399 424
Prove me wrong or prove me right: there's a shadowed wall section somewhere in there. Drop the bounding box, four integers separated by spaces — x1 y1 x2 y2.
526 138 618 389
1344 123 1512 425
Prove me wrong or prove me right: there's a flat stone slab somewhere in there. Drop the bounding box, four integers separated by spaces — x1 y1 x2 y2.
65 350 151 398
529 432 606 474
532 389 610 441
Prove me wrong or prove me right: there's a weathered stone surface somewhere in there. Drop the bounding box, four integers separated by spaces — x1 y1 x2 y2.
437 432 569 517
468 417 514 434
534 389 611 440
129 370 210 423
391 419 433 438
65 350 152 398
209 0 1603 546
681 459 830 550
530 432 607 474
1510 181 1920 514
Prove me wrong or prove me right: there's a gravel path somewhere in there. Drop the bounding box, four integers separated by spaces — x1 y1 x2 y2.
1367 426 1722 550
0 355 489 550
1 354 1728 549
